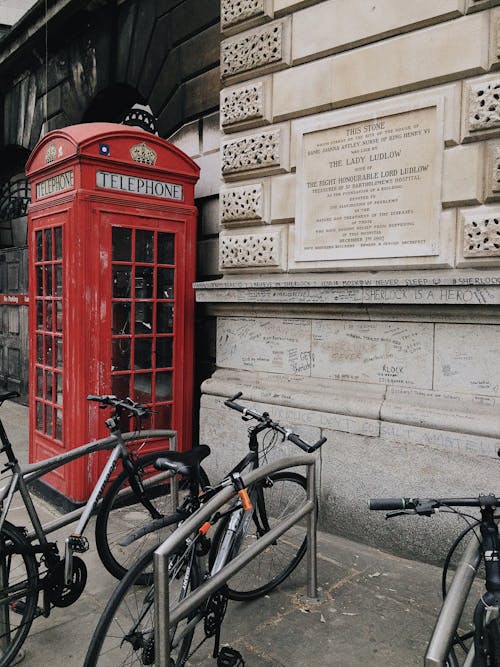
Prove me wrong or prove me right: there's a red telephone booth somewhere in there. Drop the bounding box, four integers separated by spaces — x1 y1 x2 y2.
25 123 200 503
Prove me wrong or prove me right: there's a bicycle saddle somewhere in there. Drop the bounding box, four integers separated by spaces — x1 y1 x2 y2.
154 444 210 475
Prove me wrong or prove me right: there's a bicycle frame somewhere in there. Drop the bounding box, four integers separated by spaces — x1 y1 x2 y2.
0 427 176 585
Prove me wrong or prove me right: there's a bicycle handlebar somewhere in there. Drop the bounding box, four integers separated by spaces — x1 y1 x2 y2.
369 494 500 513
224 393 327 454
86 394 151 418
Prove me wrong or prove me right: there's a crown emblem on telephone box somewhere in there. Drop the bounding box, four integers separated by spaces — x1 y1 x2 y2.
45 144 57 163
129 142 157 166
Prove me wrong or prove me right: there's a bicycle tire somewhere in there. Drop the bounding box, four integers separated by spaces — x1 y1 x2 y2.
0 522 39 667
210 471 308 601
95 449 178 582
84 541 200 666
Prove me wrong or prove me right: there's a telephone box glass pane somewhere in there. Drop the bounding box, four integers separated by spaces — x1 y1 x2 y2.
112 374 130 399
157 303 173 333
56 338 63 369
45 336 53 366
113 267 131 298
157 268 174 299
134 339 152 370
135 266 153 299
36 401 43 431
156 371 172 400
36 368 43 398
46 302 53 330
156 338 172 368
135 302 152 334
55 265 62 296
55 227 62 260
45 371 53 401
113 302 130 335
45 405 53 436
56 373 63 406
55 410 63 441
36 267 43 296
158 233 174 265
44 229 52 260
36 335 43 363
112 227 132 261
36 231 43 261
56 302 63 332
36 301 43 329
112 339 130 371
134 373 152 403
136 230 154 263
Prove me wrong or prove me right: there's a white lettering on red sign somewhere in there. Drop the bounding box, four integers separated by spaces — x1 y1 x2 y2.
96 171 183 201
0 294 29 305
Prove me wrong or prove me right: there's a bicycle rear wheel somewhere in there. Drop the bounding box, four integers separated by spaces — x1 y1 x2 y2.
84 543 200 667
95 449 177 582
211 471 308 601
0 522 39 667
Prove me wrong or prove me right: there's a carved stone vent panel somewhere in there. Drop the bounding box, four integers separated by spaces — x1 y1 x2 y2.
221 184 264 224
221 82 265 128
469 81 500 132
220 231 281 268
222 21 284 80
463 215 500 257
222 128 281 176
222 0 266 31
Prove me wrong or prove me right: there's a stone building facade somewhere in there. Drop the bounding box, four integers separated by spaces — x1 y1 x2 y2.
1 0 500 560
188 0 500 562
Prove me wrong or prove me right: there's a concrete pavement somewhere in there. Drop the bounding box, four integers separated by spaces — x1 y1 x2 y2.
2 400 460 666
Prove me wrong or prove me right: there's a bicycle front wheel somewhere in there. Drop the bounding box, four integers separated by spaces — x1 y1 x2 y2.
95 449 177 582
0 522 39 667
84 543 200 667
211 471 309 601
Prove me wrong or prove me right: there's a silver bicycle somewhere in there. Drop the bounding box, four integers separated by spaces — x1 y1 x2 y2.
0 392 176 667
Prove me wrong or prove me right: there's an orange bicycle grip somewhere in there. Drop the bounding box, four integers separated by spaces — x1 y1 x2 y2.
198 521 211 535
238 489 253 511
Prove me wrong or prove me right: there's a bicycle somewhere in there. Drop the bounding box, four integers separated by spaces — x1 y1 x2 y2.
369 494 500 667
84 393 326 666
0 392 176 667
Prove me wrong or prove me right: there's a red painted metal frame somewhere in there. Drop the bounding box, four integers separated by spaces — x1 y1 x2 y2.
26 123 199 502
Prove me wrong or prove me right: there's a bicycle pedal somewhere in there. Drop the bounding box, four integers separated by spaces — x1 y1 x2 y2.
217 646 245 666
11 600 44 619
67 535 89 553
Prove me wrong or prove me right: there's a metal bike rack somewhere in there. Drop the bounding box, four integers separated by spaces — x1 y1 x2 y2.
424 533 482 667
153 454 319 667
17 429 179 539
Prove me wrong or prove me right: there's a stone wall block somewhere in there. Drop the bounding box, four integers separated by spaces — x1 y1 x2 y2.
467 78 500 134
466 0 500 12
442 143 484 207
221 124 290 180
292 0 466 66
220 78 272 131
220 182 270 226
462 210 500 257
221 0 273 36
219 226 286 271
221 17 291 84
485 140 500 201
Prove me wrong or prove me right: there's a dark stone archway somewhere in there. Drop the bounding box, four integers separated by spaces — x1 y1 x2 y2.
0 0 220 402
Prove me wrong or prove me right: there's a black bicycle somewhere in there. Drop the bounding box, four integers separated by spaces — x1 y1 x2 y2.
370 494 500 666
84 393 326 666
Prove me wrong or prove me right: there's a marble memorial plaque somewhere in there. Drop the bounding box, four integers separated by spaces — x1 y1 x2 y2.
295 102 444 262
